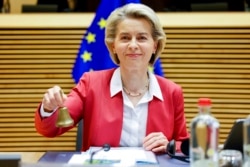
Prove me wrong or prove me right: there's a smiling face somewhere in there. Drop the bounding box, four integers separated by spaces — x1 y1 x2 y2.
112 18 157 71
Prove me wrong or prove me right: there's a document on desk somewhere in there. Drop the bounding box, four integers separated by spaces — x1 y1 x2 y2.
68 147 159 166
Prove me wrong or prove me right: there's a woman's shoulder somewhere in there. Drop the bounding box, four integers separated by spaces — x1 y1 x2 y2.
83 68 116 78
155 75 178 85
155 75 182 90
78 68 116 86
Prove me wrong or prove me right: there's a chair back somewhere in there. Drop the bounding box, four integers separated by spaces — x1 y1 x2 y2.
76 119 83 151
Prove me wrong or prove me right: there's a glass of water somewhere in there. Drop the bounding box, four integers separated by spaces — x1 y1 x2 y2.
219 150 243 167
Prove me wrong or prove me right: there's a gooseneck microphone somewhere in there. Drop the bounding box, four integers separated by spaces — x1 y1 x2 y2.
166 139 190 163
89 144 111 164
180 138 189 156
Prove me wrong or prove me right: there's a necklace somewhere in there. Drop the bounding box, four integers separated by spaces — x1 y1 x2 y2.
123 79 149 97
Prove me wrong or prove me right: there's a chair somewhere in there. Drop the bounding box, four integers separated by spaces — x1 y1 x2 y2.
165 0 245 11
22 4 58 13
190 0 245 11
37 0 70 12
75 119 83 151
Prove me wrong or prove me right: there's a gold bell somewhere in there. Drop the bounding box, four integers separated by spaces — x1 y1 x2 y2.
56 107 74 127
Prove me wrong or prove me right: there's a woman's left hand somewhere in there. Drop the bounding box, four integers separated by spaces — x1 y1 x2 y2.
142 132 169 153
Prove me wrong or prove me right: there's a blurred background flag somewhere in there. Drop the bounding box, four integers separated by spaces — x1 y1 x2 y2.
72 0 164 84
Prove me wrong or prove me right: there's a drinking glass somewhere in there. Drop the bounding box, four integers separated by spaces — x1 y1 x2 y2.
219 150 243 167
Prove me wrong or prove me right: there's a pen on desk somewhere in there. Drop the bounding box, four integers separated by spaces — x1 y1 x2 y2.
136 160 158 165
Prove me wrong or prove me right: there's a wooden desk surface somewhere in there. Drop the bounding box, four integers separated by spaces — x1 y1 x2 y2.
0 152 44 163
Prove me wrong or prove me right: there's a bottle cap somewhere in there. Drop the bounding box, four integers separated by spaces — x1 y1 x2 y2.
198 98 211 106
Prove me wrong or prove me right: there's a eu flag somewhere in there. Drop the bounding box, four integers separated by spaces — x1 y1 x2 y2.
72 0 164 83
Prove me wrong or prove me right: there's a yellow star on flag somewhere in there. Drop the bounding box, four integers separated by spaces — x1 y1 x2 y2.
98 18 106 29
81 51 92 62
85 32 96 44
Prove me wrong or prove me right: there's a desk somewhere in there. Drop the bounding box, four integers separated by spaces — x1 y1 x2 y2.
38 152 190 167
0 152 44 164
0 152 189 167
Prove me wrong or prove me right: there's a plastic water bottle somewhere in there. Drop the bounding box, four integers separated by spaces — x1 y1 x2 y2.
243 115 250 167
190 98 220 167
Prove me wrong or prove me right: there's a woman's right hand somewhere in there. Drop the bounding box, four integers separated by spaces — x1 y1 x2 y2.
42 85 67 112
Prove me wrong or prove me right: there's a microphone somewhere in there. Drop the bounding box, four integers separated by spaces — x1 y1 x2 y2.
89 144 111 164
166 138 190 163
180 138 189 156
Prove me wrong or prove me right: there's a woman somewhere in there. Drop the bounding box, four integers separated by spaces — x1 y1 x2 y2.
35 3 189 153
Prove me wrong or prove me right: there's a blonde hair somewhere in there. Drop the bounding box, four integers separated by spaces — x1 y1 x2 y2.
105 3 166 66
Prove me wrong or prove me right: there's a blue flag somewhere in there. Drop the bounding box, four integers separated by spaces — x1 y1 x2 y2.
72 0 164 83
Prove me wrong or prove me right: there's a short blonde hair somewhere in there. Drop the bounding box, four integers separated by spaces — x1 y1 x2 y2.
105 3 166 66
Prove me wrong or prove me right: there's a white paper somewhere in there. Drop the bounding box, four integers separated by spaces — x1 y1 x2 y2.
68 147 159 166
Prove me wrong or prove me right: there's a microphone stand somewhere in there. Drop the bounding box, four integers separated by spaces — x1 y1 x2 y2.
89 144 110 164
